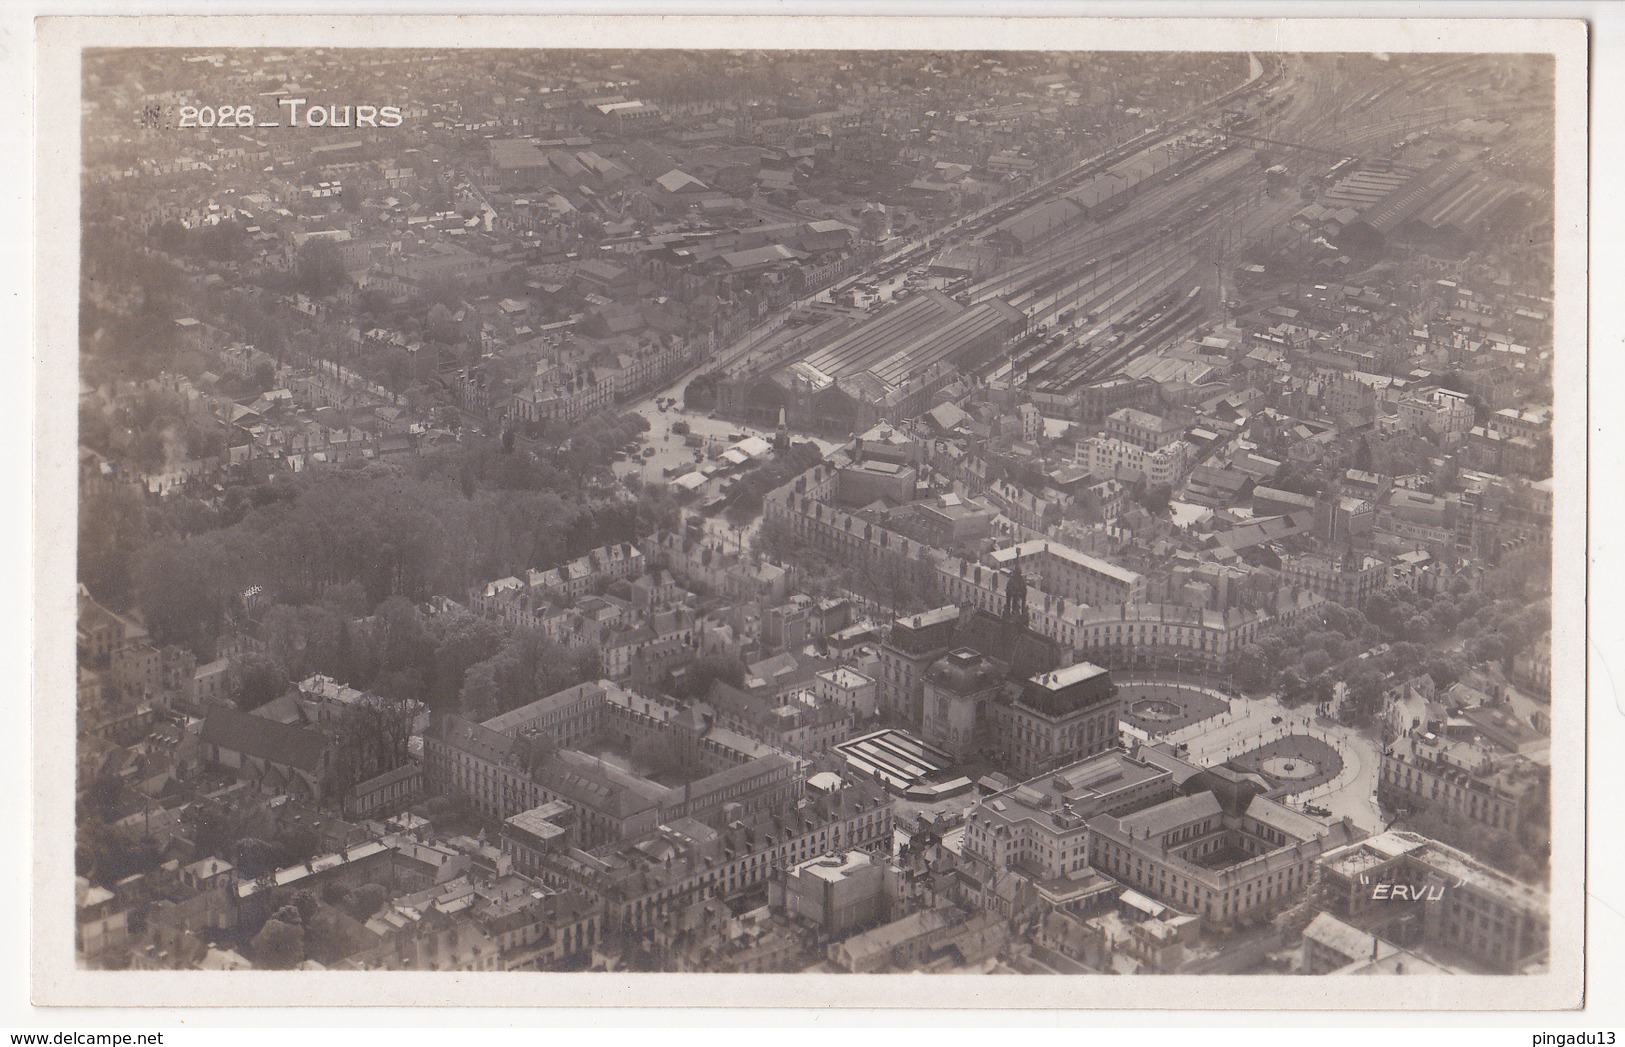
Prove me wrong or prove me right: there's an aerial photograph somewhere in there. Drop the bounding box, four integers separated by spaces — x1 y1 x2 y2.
71 46 1556 978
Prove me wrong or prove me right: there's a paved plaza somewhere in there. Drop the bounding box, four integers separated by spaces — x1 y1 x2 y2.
1126 675 1385 834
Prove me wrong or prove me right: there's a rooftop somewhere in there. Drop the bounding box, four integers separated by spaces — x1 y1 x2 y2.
1115 792 1223 840
1029 662 1110 691
199 707 329 774
504 803 573 844
481 681 609 736
1304 911 1382 960
788 849 876 884
837 907 958 965
975 748 1174 826
834 728 951 792
817 667 875 689
989 539 1144 586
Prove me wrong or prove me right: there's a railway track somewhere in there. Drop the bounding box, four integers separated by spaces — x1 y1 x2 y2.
718 53 1526 414
964 150 1261 305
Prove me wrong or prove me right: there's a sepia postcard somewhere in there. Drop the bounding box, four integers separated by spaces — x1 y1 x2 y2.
31 14 1589 1010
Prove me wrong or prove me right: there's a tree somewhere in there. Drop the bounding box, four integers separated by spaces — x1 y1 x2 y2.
1063 499 1102 526
1363 589 1405 634
344 883 388 921
459 630 602 720
1344 669 1387 723
420 791 472 832
753 516 798 561
426 302 457 343
1423 651 1469 690
1432 456 1461 495
1272 462 1322 498
292 889 321 926
301 904 367 966
423 611 506 710
321 581 371 620
684 374 718 410
329 694 417 800
635 486 681 537
373 667 428 706
76 817 159 887
867 552 940 615
252 361 277 394
1397 612 1433 643
516 732 556 777
126 903 151 939
261 600 347 682
1231 644 1270 691
251 918 305 969
1352 435 1374 472
373 595 430 678
459 657 504 723
1141 483 1172 515
135 539 227 658
295 240 349 297
232 652 288 710
78 480 156 607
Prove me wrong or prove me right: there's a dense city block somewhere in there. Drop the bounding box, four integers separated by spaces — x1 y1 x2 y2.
76 47 1553 976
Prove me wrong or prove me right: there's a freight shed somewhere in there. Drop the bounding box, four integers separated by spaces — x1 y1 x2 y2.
985 197 1086 255
1339 160 1470 256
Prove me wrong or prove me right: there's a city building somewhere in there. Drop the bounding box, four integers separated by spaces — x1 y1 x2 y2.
1315 830 1549 973
1106 407 1184 451
770 849 890 936
1078 434 1189 487
964 743 1361 930
479 681 611 751
814 666 878 720
1377 731 1545 835
986 539 1148 609
920 648 1005 761
991 661 1122 779
424 682 805 846
74 48 1560 979
876 605 960 727
530 776 896 934
1300 911 1447 975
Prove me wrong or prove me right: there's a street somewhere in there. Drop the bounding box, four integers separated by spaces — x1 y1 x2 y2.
1140 679 1384 834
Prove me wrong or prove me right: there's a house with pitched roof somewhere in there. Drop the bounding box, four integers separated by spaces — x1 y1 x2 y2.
198 707 335 803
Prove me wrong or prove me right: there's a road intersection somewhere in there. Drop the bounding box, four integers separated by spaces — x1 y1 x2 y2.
1125 677 1385 835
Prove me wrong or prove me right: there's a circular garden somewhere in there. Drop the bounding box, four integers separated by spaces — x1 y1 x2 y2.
1119 683 1231 735
1230 733 1343 794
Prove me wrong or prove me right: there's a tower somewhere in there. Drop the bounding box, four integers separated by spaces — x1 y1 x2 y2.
1004 563 1029 625
774 405 789 453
